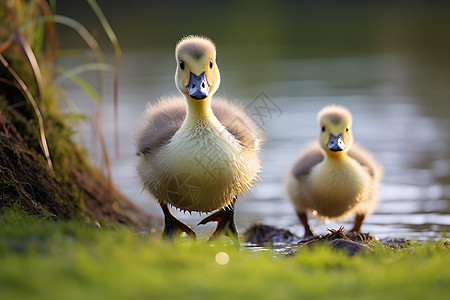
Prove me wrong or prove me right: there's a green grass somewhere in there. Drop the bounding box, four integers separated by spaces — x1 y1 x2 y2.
0 209 448 300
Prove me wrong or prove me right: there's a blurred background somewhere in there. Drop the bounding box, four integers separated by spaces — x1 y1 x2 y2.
55 0 449 240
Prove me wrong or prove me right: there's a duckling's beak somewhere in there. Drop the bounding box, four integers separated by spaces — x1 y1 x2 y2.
187 72 210 100
327 133 345 152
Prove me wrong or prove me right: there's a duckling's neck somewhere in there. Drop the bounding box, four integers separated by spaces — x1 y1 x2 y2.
325 152 349 162
184 96 218 125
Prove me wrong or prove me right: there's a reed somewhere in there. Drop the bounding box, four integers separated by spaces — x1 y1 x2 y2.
0 108 7 135
1 0 121 203
86 0 122 158
0 53 53 171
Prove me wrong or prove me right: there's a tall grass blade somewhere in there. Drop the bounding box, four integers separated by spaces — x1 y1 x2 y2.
59 91 87 148
49 0 57 13
55 63 112 105
35 0 59 65
85 0 121 158
0 109 8 135
0 37 14 54
27 1 46 55
94 111 114 212
58 68 101 104
55 63 111 83
55 63 112 106
0 54 53 172
15 32 43 100
31 14 105 104
113 55 119 158
84 0 121 56
51 2 112 163
45 15 103 63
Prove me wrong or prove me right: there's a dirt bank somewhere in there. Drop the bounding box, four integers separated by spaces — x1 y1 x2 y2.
0 128 154 228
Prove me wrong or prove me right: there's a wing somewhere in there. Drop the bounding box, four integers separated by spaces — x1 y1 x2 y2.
291 143 324 179
135 97 263 154
212 98 263 151
348 143 382 180
134 96 186 154
291 143 382 180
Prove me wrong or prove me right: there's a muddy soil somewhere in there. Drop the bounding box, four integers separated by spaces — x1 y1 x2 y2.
244 223 413 255
0 129 155 229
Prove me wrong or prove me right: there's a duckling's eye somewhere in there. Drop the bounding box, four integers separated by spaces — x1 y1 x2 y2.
346 127 349 132
179 61 185 70
209 60 213 69
321 125 326 132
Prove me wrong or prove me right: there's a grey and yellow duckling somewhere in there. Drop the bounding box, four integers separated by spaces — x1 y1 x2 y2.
285 105 382 237
134 36 262 243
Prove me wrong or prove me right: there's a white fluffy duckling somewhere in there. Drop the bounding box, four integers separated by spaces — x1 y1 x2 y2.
285 105 382 237
134 36 262 243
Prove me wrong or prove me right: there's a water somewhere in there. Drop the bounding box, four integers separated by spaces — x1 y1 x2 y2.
56 2 450 241
61 50 449 241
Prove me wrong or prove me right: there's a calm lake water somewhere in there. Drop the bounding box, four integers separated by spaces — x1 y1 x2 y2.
58 2 450 241
61 50 449 241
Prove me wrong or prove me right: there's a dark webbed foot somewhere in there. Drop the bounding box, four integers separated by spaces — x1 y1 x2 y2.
198 205 239 247
348 214 365 233
161 204 196 239
297 212 316 238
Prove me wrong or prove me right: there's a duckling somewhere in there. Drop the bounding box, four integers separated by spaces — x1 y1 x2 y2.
134 36 262 243
285 105 382 237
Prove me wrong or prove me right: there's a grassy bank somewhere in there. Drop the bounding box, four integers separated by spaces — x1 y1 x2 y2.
0 0 152 227
0 209 448 300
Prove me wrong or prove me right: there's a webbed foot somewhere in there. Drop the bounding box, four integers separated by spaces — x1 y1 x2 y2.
161 204 196 239
198 206 239 247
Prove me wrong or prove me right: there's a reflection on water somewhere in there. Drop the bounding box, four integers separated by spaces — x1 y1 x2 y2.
57 2 450 240
62 50 449 241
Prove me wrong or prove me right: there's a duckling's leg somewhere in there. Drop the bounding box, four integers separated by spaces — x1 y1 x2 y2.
348 214 365 233
161 204 196 239
297 212 316 238
198 200 239 247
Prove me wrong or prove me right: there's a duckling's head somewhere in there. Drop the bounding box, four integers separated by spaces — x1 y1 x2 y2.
317 105 353 157
175 35 220 101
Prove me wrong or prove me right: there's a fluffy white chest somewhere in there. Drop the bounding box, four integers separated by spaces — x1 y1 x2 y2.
167 120 242 181
148 118 245 212
306 157 368 218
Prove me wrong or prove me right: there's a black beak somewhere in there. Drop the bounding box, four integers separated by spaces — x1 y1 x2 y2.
187 72 210 100
327 133 345 152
